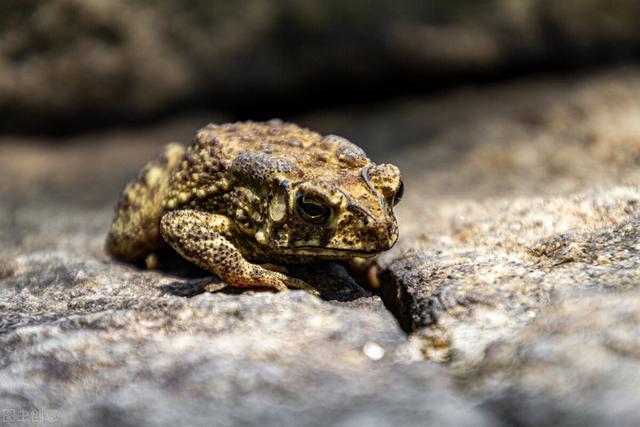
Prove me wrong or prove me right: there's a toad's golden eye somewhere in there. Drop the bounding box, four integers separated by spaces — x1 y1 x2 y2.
296 195 331 224
393 180 404 206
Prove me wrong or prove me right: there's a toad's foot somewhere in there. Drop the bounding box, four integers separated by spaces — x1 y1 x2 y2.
160 210 316 293
259 263 319 295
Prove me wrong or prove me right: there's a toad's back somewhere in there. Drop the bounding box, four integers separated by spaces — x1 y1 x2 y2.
164 120 375 213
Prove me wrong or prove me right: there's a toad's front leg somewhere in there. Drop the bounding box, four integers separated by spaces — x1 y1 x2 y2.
160 210 313 293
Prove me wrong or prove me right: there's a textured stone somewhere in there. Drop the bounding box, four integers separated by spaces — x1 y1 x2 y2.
0 250 491 427
378 190 639 361
473 293 640 427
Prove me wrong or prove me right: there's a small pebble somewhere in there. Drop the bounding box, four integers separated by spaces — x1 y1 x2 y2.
363 342 385 361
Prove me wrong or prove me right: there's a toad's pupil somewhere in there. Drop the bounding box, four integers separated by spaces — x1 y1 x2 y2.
302 202 324 216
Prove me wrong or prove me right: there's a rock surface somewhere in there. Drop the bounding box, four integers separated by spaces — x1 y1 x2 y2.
367 68 640 425
3 0 640 132
1 253 489 426
2 67 640 425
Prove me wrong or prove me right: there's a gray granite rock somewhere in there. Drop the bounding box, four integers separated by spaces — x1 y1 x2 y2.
378 189 640 362
474 293 640 427
0 249 493 427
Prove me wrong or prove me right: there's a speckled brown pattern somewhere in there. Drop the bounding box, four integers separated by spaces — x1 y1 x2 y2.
105 120 402 291
105 143 185 261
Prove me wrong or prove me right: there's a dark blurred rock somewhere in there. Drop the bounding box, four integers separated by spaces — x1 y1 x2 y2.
2 0 640 132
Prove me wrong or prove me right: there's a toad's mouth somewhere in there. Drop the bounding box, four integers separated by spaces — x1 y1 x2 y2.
279 245 380 258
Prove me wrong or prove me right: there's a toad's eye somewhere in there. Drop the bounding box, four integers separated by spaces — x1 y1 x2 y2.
296 195 331 224
393 180 404 206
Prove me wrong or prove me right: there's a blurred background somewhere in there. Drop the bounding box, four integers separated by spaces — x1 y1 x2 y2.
2 0 640 133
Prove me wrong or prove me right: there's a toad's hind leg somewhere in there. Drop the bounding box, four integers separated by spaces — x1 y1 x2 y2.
160 210 316 293
106 143 185 262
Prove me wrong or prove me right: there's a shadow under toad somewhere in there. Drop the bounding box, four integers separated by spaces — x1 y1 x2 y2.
150 249 370 302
